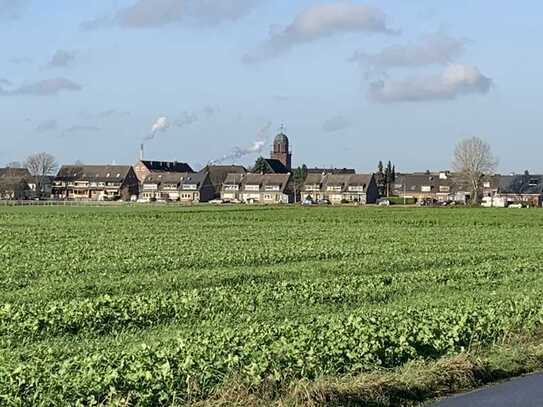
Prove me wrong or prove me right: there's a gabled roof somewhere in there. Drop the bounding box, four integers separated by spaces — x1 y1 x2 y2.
0 168 31 179
303 173 374 192
348 174 373 186
56 165 133 183
304 173 326 185
138 160 193 173
497 174 543 195
242 173 291 192
222 173 246 187
263 159 289 174
306 168 355 175
144 171 207 186
201 165 246 190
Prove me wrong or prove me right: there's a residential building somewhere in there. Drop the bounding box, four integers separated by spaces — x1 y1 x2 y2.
199 165 246 200
52 165 139 201
302 173 378 204
483 173 543 207
0 168 32 200
392 171 469 203
133 160 194 184
222 173 292 204
140 171 215 203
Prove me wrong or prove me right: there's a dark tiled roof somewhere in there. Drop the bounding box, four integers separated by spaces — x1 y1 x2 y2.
348 174 372 186
263 159 289 174
143 172 191 184
139 160 193 173
306 168 356 175
202 165 246 191
56 165 132 183
0 168 31 179
242 173 291 192
497 174 543 195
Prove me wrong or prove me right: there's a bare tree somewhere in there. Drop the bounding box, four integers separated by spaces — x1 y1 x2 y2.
6 161 23 168
452 137 498 204
24 152 59 198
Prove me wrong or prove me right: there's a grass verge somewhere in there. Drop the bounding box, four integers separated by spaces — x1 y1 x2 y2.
195 332 543 406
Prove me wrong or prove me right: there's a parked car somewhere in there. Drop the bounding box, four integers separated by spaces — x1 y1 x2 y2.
317 199 331 205
301 198 314 206
508 203 523 208
378 199 390 206
209 199 223 205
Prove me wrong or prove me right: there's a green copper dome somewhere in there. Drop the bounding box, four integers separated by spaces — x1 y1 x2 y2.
274 133 289 145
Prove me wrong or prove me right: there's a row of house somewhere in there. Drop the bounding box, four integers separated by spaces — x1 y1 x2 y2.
389 171 543 207
3 131 543 206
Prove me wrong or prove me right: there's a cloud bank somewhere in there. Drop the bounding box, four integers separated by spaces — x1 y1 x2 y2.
0 78 82 96
351 33 467 71
0 0 29 20
244 1 394 64
82 0 263 29
48 50 77 68
322 115 352 132
368 64 492 103
35 120 59 133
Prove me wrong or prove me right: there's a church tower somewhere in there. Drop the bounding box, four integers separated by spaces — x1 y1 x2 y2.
270 127 292 171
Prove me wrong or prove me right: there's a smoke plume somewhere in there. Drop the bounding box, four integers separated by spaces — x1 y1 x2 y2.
145 116 170 141
210 121 272 164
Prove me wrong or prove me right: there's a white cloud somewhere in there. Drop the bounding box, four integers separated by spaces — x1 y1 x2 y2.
48 50 77 68
368 64 492 103
82 0 263 29
0 0 29 20
0 78 82 96
322 115 352 132
244 1 394 64
35 119 58 133
351 33 467 71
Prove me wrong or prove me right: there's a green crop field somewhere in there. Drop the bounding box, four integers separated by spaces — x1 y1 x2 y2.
1 205 543 406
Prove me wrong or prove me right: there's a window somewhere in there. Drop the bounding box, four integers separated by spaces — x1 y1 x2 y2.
225 185 239 191
106 173 110 178
439 186 450 193
483 182 491 188
421 186 432 192
245 184 259 191
348 186 364 192
394 184 403 189
183 184 197 190
265 185 280 191
529 179 539 186
264 194 273 200
327 186 342 192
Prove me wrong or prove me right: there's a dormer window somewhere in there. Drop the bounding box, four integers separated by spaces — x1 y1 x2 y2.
106 173 110 178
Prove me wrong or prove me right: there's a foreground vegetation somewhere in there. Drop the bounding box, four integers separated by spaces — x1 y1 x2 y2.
1 205 543 405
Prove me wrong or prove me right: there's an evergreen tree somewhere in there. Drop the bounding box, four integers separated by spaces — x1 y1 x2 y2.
376 161 385 196
253 156 269 173
292 164 308 203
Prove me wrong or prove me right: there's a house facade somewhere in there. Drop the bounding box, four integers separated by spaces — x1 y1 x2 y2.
200 165 246 200
222 173 292 204
482 173 543 207
302 173 378 204
140 171 215 203
52 165 139 201
0 168 32 200
392 172 470 203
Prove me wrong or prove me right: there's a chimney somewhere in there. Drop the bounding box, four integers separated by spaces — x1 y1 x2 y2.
140 144 144 161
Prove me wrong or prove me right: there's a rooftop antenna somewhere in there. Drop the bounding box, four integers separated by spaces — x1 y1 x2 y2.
140 144 144 161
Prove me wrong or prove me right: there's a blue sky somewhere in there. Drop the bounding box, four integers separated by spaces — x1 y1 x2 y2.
1 1 542 172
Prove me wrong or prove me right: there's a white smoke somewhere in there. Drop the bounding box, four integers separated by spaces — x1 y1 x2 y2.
145 116 170 141
210 121 272 164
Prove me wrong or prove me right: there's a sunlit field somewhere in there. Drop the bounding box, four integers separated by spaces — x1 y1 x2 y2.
1 206 543 405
